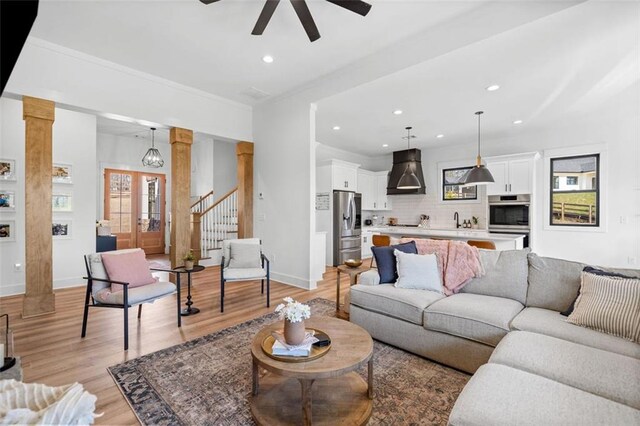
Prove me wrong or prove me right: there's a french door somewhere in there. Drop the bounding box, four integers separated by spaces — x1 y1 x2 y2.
104 169 166 254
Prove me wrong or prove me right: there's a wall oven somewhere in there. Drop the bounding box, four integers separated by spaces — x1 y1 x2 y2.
488 194 531 247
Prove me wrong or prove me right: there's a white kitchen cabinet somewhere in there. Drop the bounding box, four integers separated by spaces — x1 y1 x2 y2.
486 157 533 195
374 172 392 210
331 162 358 191
361 230 373 258
357 170 376 210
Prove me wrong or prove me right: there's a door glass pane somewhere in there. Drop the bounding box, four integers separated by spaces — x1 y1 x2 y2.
140 176 161 233
108 172 133 233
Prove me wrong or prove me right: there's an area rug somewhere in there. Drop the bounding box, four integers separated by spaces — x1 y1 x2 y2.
108 298 470 425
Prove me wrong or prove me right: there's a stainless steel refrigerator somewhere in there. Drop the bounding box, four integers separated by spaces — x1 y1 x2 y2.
333 191 362 266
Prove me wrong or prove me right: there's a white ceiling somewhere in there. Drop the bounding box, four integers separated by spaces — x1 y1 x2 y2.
316 1 640 156
31 0 484 105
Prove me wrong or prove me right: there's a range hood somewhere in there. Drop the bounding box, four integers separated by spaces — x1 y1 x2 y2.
387 148 426 195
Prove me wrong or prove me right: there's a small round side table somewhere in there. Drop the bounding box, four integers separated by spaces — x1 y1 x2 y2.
174 265 205 316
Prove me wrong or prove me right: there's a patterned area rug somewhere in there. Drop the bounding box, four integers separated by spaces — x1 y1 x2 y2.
108 298 470 425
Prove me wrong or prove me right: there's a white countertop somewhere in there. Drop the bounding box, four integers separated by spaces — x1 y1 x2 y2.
362 226 525 242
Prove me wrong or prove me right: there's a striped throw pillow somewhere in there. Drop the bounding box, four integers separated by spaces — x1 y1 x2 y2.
567 272 640 343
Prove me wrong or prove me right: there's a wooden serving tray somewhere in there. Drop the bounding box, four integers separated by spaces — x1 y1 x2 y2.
261 328 331 363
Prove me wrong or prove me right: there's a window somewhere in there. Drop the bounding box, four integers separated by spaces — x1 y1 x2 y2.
550 154 599 226
443 167 477 200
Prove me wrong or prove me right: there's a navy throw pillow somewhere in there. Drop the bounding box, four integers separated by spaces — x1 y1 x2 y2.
371 241 418 284
560 266 635 316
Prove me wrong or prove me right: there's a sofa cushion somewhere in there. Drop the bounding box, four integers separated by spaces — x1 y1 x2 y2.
448 364 640 426
101 249 157 293
394 251 443 293
223 267 266 280
423 293 523 347
371 241 417 284
526 253 640 312
350 283 444 325
511 307 640 359
568 272 640 343
95 281 176 305
460 248 530 304
228 241 261 269
490 331 640 410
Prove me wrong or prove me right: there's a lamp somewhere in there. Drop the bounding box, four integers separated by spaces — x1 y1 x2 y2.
142 127 164 168
397 126 421 189
0 314 16 372
463 111 494 185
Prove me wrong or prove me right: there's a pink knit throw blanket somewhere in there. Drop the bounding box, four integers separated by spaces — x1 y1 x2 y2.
400 238 484 295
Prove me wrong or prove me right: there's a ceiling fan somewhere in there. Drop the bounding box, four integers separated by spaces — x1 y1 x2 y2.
199 0 372 42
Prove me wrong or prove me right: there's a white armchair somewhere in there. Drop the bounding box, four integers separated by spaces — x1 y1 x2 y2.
220 238 270 312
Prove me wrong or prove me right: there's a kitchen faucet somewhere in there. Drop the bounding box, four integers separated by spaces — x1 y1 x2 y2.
454 212 460 228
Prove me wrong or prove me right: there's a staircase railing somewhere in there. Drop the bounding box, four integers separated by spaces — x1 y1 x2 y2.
191 190 214 213
191 187 238 259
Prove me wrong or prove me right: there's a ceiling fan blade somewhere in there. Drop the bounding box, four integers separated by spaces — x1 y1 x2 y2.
199 0 222 4
325 0 371 16
290 0 320 42
252 0 281 35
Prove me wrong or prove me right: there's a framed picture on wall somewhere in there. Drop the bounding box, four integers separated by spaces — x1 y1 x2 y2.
0 220 16 242
0 159 17 181
52 193 73 212
52 163 73 184
52 220 72 239
0 190 16 211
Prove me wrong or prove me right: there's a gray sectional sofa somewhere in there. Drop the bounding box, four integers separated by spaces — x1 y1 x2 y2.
349 249 640 425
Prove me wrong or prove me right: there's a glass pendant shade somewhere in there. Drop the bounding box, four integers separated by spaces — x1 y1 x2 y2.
397 126 422 189
463 111 494 186
142 128 164 168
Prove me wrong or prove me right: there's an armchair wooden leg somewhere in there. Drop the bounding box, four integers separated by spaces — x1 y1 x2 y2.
123 289 129 351
81 282 91 338
137 304 143 319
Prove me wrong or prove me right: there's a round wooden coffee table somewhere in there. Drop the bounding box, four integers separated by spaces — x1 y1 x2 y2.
250 316 374 426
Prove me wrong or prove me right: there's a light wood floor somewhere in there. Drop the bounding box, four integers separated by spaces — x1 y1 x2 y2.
0 263 350 425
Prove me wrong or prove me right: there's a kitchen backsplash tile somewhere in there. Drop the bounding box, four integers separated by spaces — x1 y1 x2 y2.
364 194 487 229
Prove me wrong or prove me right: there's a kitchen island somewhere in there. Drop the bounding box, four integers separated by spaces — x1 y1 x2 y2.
364 226 525 251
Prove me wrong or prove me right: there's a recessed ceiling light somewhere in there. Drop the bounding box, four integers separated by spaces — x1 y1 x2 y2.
513 120 523 124
332 126 341 130
382 144 389 147
393 110 403 115
262 55 274 63
436 134 445 138
486 84 500 91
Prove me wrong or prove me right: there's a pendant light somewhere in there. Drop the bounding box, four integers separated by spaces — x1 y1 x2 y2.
397 126 421 189
142 127 164 168
463 111 494 185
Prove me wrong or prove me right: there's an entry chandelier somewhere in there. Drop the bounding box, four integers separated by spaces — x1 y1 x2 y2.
463 111 494 185
397 126 421 189
142 127 164 168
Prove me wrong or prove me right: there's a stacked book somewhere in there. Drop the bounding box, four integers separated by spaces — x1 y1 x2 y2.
271 331 318 357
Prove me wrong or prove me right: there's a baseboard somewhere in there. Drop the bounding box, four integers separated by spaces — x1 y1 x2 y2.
0 277 85 297
270 271 317 290
0 283 25 297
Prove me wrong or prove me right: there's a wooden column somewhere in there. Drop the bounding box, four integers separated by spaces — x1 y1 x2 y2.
22 96 55 318
169 128 193 268
236 142 254 239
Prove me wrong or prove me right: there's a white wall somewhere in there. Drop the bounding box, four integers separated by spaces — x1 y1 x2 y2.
0 97 97 296
213 140 237 197
5 38 252 142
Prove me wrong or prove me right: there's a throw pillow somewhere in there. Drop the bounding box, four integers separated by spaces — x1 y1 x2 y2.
561 266 636 316
371 241 417 284
567 272 640 343
394 250 443 292
101 249 157 293
228 242 262 269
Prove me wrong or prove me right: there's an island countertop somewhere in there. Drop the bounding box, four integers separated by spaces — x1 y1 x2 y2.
363 226 525 250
